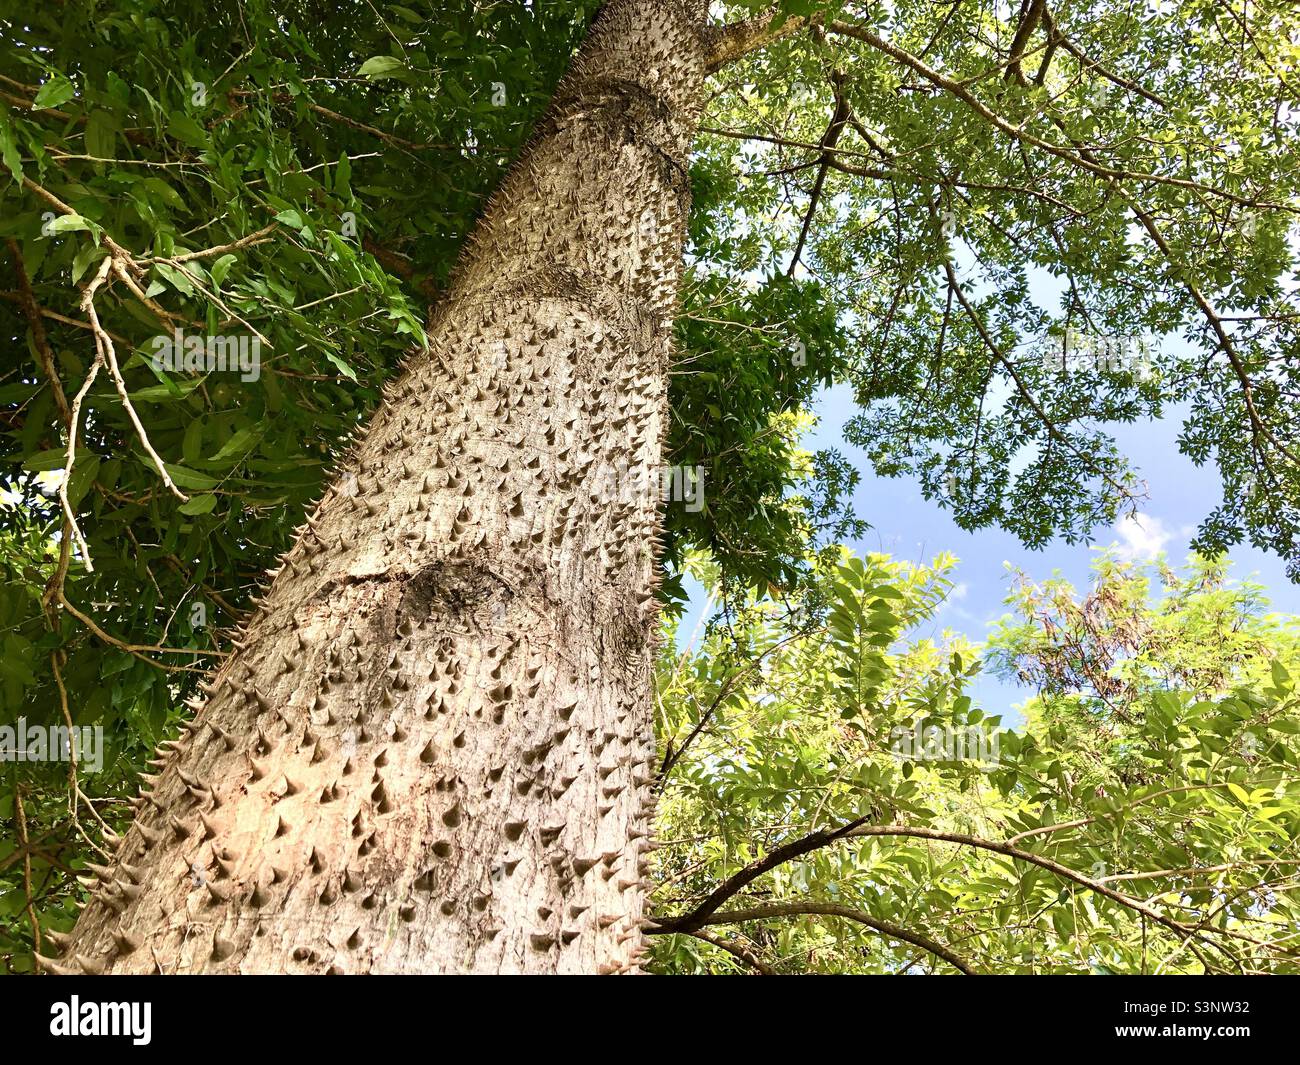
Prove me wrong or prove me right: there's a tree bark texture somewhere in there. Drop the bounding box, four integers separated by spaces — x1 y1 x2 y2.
49 0 710 974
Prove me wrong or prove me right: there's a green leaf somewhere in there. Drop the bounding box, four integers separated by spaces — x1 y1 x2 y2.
357 56 407 80
178 493 218 515
33 75 75 110
335 153 352 199
153 262 194 296
47 214 93 234
141 176 185 210
72 243 108 285
66 454 101 507
208 425 261 464
274 209 306 231
85 109 118 159
0 115 24 187
129 378 204 403
22 448 67 472
162 464 219 490
210 253 238 290
323 350 358 381
167 111 208 148
1271 660 1291 691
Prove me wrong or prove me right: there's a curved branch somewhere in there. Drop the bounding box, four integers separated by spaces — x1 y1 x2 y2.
6 238 71 425
841 825 1239 945
654 813 876 931
659 903 976 975
679 929 777 974
787 70 850 276
1123 197 1298 471
659 626 818 781
1040 7 1168 107
1004 0 1046 86
942 258 1140 507
658 812 1295 958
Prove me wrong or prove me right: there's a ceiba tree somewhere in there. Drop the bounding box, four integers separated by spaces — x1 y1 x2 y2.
34 0 701 974
5 0 1298 973
36 0 812 975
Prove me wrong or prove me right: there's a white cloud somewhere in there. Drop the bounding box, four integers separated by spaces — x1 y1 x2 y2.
937 582 972 620
1112 513 1172 561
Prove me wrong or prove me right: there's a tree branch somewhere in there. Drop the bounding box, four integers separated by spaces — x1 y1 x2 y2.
1041 7 1168 108
842 825 1260 947
658 902 976 975
823 20 1283 212
654 813 876 932
6 238 71 425
941 258 1139 506
787 70 850 276
706 10 812 73
1004 0 1046 86
15 784 43 960
657 810 1295 961
678 929 777 974
171 223 278 263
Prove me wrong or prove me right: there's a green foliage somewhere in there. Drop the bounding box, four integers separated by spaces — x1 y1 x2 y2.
653 552 1300 974
667 269 866 603
701 0 1300 563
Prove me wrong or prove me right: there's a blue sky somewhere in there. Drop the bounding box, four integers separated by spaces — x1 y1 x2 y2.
809 385 1300 722
677 259 1300 726
681 388 1300 726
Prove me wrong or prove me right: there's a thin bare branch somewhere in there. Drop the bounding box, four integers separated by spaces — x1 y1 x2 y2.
658 902 976 974
824 20 1287 212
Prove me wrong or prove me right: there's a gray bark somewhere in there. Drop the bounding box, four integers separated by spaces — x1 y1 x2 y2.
47 0 709 974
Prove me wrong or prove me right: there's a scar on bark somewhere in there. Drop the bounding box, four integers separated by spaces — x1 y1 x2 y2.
395 559 519 625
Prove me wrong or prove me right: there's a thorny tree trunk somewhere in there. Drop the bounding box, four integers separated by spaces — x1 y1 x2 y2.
48 0 710 974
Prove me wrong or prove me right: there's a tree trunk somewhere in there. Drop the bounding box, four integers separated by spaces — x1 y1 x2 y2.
50 0 710 974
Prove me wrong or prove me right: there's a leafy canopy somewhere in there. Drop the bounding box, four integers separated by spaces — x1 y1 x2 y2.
653 552 1300 974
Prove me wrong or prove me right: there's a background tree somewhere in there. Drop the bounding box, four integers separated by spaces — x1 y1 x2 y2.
652 552 1300 974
